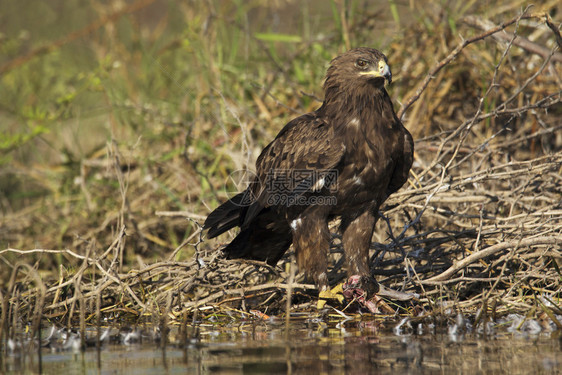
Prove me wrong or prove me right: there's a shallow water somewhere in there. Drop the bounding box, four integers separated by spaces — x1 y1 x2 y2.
3 317 562 374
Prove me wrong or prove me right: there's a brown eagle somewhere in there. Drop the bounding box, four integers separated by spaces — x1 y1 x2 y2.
204 48 413 308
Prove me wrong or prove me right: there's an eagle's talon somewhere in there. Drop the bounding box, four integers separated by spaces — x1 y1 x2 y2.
318 283 344 300
342 275 379 300
317 283 346 309
342 275 393 314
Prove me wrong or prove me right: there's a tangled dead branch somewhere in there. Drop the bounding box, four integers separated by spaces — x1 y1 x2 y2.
1 7 561 335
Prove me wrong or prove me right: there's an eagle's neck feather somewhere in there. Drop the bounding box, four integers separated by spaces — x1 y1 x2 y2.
321 85 390 127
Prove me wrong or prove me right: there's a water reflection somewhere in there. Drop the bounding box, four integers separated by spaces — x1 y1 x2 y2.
2 318 562 374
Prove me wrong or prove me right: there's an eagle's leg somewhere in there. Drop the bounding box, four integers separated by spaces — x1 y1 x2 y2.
340 209 381 312
341 209 376 277
291 209 331 291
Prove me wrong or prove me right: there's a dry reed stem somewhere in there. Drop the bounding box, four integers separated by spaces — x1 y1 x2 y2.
397 6 541 120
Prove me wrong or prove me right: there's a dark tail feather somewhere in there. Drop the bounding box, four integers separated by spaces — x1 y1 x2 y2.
205 192 293 265
204 191 250 238
222 210 293 265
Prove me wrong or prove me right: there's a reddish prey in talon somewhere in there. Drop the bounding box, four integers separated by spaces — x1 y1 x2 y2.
342 275 381 313
204 48 414 312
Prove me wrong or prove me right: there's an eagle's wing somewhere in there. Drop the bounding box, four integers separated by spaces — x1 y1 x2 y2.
242 113 345 226
386 125 414 197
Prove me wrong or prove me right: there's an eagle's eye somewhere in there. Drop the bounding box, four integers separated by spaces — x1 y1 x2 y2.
355 58 368 68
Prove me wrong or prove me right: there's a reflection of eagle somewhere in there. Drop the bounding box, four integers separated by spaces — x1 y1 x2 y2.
205 48 413 306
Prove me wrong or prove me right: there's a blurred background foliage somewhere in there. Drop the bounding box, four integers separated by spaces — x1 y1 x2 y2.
0 0 560 282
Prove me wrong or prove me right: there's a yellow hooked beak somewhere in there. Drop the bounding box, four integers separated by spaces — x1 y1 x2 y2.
359 60 392 84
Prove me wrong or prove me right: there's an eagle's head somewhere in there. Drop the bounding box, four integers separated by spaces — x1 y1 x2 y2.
323 47 392 100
